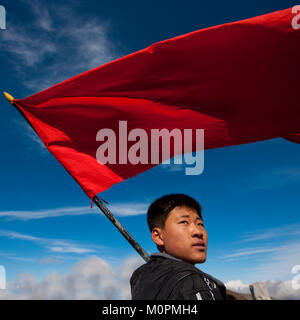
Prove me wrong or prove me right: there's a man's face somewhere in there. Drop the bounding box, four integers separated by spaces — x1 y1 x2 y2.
152 206 208 265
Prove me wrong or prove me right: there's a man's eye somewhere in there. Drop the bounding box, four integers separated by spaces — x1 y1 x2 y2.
179 221 188 224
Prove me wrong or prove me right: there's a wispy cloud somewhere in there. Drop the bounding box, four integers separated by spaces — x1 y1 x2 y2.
159 152 204 174
2 0 121 156
239 223 300 243
0 22 56 68
221 222 300 281
108 202 148 217
27 1 55 32
160 155 185 172
0 250 74 265
0 249 71 265
0 0 121 94
0 230 101 254
221 247 279 260
39 256 63 265
11 118 48 156
0 206 94 220
0 250 37 263
249 166 300 190
248 241 300 281
160 163 185 173
0 201 148 220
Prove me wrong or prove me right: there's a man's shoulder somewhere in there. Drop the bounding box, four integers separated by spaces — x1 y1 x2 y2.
130 252 202 300
130 252 210 292
130 252 227 300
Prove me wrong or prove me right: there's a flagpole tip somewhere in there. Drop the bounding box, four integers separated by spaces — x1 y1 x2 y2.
3 92 15 104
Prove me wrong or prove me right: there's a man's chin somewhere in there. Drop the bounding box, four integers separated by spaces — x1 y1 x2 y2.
185 256 206 265
193 255 207 264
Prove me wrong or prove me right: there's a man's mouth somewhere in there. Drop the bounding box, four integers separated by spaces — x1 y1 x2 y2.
192 242 206 251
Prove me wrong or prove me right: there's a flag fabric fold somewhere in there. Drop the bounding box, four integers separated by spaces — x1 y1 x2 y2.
13 7 300 199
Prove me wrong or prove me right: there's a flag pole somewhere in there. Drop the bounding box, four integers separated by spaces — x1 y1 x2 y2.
93 196 150 262
3 92 150 263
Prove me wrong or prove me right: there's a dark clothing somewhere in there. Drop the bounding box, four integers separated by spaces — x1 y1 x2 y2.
130 253 227 300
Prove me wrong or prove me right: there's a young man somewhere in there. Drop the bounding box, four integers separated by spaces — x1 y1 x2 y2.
130 193 227 300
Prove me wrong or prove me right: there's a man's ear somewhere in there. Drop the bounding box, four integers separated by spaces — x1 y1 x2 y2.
151 227 164 247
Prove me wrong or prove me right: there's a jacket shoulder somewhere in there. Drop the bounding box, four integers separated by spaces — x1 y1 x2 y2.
130 256 196 300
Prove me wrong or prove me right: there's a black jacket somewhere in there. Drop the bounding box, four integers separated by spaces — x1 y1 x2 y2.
130 253 227 300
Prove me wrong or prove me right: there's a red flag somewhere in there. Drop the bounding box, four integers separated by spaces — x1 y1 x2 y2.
13 7 300 199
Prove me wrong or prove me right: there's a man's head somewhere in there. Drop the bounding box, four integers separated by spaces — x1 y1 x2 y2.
147 194 207 265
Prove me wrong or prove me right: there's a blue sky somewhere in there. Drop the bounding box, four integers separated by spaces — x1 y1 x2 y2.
0 0 300 299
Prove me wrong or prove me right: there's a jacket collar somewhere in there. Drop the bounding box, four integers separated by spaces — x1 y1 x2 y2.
150 252 184 262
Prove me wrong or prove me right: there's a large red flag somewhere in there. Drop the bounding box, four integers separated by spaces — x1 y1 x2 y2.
12 7 300 199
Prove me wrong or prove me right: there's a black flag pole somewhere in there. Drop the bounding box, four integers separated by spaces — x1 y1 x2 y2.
3 92 150 263
93 196 150 262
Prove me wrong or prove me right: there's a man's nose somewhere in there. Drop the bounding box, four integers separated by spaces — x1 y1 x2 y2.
191 223 203 238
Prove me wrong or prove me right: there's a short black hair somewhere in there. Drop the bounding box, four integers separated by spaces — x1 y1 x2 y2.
147 193 202 232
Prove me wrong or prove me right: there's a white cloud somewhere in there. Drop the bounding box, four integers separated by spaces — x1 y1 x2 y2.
49 246 94 254
225 279 300 300
108 202 148 217
0 202 148 220
0 206 95 220
0 255 299 300
225 280 251 294
0 230 101 255
0 256 143 299
265 279 300 300
0 230 41 241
